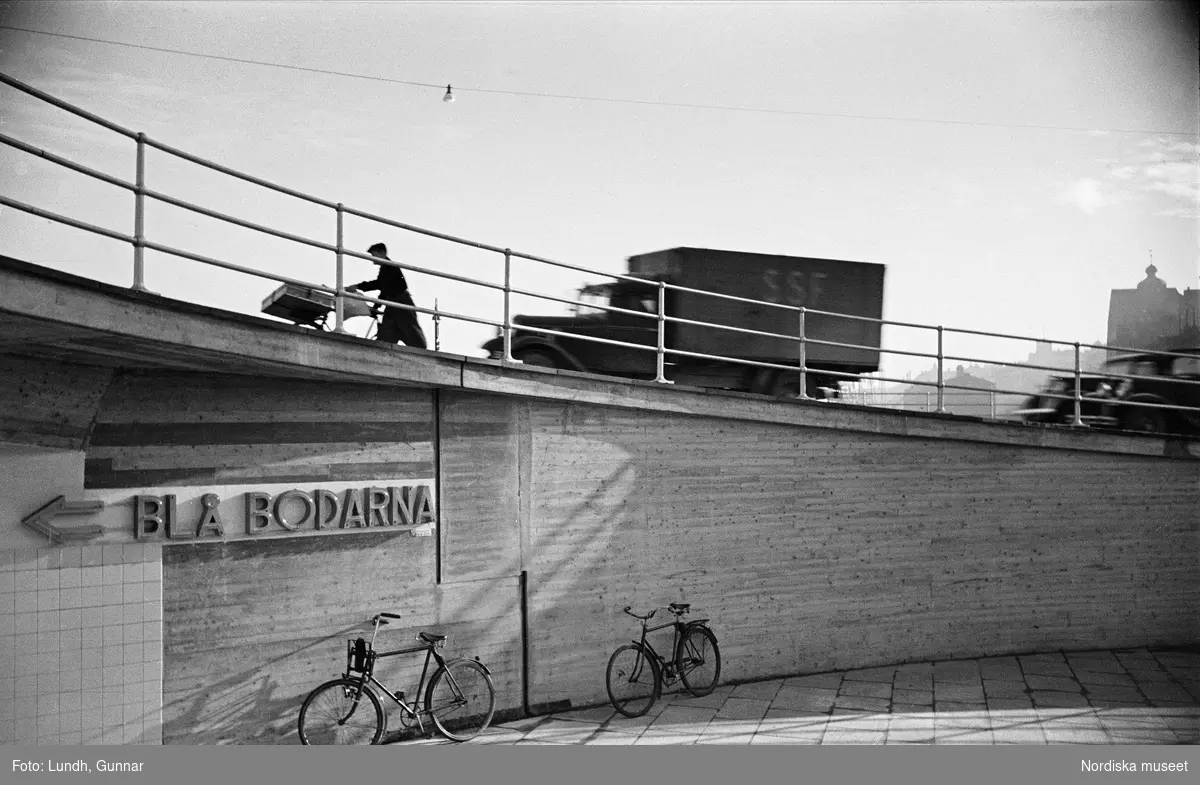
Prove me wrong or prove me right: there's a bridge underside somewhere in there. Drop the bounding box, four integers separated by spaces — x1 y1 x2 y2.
1 255 1196 744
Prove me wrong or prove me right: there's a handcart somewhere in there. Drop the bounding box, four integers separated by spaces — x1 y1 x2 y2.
261 284 380 338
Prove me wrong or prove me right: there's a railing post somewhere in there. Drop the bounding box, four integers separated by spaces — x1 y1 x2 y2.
797 307 809 399
132 132 148 291
654 280 673 384
1070 342 1084 426
502 249 515 362
936 326 946 413
333 203 346 334
434 298 441 351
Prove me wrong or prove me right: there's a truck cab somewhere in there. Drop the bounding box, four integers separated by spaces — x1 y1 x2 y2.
484 278 665 377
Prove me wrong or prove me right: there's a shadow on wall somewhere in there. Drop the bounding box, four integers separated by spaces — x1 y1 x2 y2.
160 530 457 744
163 638 344 745
517 399 1200 712
159 462 634 744
154 388 1197 743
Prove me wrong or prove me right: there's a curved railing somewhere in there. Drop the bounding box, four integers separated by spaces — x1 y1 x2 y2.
2 71 1198 434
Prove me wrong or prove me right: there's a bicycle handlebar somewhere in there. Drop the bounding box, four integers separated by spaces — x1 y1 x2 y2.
623 606 657 621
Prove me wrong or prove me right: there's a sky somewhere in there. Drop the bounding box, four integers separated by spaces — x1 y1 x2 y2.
0 0 1197 380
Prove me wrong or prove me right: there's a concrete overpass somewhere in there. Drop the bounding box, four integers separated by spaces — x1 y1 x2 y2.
1 254 1196 744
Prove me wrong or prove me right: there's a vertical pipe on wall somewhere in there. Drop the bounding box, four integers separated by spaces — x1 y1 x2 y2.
433 388 443 585
520 569 531 717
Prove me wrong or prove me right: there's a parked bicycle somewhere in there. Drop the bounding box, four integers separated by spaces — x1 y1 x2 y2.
606 603 721 717
298 612 496 744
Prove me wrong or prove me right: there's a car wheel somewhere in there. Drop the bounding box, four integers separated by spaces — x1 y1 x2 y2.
1123 407 1167 434
514 349 560 369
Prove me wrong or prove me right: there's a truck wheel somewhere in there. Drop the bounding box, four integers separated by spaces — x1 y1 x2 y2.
1123 407 1167 434
514 349 560 369
772 379 804 399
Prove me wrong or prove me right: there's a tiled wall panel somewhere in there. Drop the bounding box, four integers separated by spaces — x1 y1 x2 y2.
0 544 162 745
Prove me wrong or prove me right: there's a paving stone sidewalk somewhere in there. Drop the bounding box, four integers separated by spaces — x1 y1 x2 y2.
393 647 1199 746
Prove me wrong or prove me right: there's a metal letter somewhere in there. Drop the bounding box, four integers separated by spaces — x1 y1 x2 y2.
314 489 340 529
134 495 164 540
391 485 416 528
412 485 436 526
245 492 273 534
340 488 367 529
195 493 224 538
366 487 389 527
273 490 315 531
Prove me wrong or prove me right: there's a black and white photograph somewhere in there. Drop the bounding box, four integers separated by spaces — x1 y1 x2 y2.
0 1 1196 781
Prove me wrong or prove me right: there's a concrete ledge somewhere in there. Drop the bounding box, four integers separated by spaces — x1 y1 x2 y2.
461 359 1197 460
2 255 1195 460
0 256 463 388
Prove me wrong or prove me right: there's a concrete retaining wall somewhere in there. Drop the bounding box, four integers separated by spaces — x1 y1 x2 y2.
1 358 1195 744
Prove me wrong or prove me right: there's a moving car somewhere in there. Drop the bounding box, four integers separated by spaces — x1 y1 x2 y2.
1015 348 1200 435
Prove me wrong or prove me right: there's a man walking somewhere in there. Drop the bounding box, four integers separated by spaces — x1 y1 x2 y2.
350 243 428 349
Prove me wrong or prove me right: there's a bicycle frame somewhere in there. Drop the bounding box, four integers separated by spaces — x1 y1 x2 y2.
626 606 710 682
300 610 496 745
605 602 720 721
629 617 684 679
343 616 454 736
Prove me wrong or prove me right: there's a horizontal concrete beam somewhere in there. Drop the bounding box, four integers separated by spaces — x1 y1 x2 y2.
2 255 1195 460
462 360 1197 460
0 256 462 388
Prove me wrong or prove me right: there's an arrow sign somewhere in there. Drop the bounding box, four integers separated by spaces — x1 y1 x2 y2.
22 496 105 544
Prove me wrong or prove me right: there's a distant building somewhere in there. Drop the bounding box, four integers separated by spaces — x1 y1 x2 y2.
896 364 998 417
1107 265 1200 355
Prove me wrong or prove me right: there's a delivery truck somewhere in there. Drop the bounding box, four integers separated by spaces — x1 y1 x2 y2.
482 246 885 397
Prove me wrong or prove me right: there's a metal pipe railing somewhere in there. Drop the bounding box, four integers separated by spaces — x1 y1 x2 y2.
798 308 808 400
502 249 515 362
344 290 502 331
0 194 135 244
143 186 337 252
334 204 346 334
936 327 945 413
2 70 1198 434
0 72 138 139
133 133 147 291
0 132 136 191
143 136 338 209
655 281 671 384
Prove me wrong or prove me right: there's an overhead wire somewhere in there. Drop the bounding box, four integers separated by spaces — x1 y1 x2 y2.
1 24 1196 137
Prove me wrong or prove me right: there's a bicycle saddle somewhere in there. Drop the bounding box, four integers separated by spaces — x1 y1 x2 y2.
669 603 690 614
420 632 447 644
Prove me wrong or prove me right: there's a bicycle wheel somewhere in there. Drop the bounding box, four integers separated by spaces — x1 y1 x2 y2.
606 644 661 717
298 678 384 745
676 626 720 697
424 658 496 741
